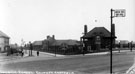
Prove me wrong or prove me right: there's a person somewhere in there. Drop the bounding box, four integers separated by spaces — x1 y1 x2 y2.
130 42 133 52
37 50 39 56
21 51 24 57
29 41 33 56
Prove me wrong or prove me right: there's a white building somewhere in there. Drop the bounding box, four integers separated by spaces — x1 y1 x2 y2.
0 31 10 52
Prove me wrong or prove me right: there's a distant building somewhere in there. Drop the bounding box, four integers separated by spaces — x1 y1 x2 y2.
10 43 18 49
42 35 80 50
115 40 120 44
33 40 43 50
119 40 129 44
0 31 10 52
81 25 116 51
119 40 129 48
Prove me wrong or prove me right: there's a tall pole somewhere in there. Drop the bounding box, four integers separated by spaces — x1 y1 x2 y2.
110 9 113 74
55 45 56 57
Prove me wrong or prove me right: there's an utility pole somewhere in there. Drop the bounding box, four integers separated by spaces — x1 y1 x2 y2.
110 9 113 74
110 8 126 74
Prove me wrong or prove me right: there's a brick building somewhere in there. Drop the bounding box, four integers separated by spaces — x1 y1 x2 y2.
81 25 116 52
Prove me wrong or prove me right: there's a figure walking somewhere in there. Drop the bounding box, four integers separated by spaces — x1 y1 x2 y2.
37 50 39 56
29 41 33 56
21 51 24 57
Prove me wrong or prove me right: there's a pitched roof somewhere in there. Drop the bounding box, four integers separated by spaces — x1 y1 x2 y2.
33 40 43 45
83 27 114 38
52 40 80 46
0 31 10 38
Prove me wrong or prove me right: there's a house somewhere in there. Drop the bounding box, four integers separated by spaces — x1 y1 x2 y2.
33 40 43 50
81 25 116 51
52 39 80 50
42 35 81 51
10 43 18 49
119 40 129 44
0 31 10 52
42 35 55 50
119 40 129 48
132 41 135 47
115 40 120 48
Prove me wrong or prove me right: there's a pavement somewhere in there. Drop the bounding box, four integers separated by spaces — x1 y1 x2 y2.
0 49 133 62
1 49 132 64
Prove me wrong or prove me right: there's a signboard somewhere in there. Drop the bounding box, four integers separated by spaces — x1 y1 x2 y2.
114 9 126 17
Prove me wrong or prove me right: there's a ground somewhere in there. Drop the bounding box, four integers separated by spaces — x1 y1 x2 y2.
0 49 135 74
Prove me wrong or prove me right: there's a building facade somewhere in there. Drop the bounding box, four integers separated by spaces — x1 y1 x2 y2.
81 25 116 52
42 35 81 54
0 31 10 52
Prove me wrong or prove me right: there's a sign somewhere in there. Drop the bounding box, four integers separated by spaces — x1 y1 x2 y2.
114 9 126 17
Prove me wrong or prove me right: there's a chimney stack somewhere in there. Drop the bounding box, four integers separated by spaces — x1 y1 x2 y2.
47 35 50 39
52 35 55 40
111 23 116 48
84 25 87 35
111 24 115 37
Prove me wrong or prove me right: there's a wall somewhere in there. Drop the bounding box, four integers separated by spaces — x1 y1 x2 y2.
0 37 9 52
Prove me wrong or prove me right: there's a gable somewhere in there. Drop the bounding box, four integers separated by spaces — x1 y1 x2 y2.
0 31 10 38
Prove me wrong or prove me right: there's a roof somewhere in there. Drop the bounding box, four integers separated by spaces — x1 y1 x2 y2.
52 40 80 46
82 27 115 38
120 40 129 44
33 40 43 45
0 31 10 38
43 37 55 45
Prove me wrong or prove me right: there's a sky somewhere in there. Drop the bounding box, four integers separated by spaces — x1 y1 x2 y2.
0 0 134 45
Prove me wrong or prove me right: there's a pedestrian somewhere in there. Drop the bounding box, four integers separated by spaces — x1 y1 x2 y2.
21 51 24 57
29 41 33 56
130 42 133 52
37 50 39 56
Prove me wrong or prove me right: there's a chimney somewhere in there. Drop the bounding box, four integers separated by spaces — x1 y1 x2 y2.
47 35 50 39
52 35 55 40
111 24 115 48
84 25 87 35
111 24 115 37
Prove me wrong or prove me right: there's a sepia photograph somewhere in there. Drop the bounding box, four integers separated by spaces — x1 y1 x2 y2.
0 0 134 74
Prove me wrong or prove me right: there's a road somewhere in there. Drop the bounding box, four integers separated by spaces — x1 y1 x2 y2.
0 51 135 74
